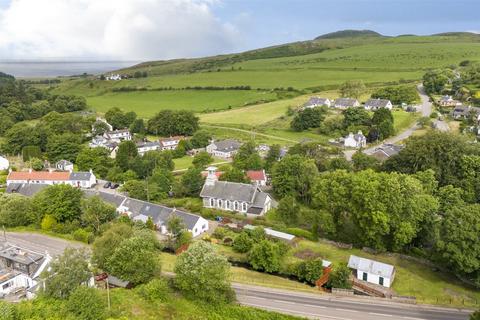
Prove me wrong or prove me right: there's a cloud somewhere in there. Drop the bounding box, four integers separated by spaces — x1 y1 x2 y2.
0 0 241 60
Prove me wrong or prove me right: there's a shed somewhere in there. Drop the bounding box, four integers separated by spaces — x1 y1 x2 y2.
348 255 395 288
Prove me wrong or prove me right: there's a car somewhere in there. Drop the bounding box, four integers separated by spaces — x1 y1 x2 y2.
103 182 111 188
110 183 120 189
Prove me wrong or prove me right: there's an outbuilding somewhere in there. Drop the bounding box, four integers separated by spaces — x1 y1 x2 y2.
348 255 395 288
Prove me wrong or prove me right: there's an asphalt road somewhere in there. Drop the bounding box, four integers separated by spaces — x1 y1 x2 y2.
234 284 472 320
3 232 86 256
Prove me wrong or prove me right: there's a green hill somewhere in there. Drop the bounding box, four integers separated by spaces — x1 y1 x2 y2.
314 29 383 39
49 32 480 118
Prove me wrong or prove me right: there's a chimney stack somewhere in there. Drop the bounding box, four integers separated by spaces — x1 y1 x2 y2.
205 166 218 186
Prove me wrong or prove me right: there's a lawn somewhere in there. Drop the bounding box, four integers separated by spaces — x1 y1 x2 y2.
392 109 420 133
86 89 277 118
173 155 229 171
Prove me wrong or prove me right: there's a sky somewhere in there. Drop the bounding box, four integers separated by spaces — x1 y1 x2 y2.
0 0 478 61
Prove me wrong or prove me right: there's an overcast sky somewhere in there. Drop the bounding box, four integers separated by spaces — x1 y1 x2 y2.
0 0 478 60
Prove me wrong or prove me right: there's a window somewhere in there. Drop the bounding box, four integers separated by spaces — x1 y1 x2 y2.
234 201 239 211
242 203 247 212
194 228 197 233
362 272 368 281
379 277 384 286
218 199 223 208
209 198 215 207
226 200 231 210
2 282 12 290
203 224 207 230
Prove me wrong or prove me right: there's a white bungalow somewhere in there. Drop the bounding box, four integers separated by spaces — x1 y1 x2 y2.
348 255 395 288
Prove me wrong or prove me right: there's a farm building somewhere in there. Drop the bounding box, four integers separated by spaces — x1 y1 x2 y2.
348 255 395 288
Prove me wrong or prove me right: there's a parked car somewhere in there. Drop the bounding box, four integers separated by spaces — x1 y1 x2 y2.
103 182 111 188
110 183 120 189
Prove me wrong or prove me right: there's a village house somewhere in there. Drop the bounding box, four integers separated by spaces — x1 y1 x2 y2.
344 131 367 149
105 74 122 81
333 98 360 109
159 136 184 151
364 98 393 111
6 183 49 197
452 105 480 122
136 141 161 156
370 144 404 161
438 95 460 107
83 191 209 238
89 136 119 158
104 129 132 142
0 244 52 298
206 139 242 159
6 169 97 188
0 155 9 171
55 160 74 172
303 97 331 109
200 167 274 215
348 255 395 288
246 170 268 186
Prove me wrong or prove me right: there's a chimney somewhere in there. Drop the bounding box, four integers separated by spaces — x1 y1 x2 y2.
29 168 32 173
205 166 218 186
48 168 53 173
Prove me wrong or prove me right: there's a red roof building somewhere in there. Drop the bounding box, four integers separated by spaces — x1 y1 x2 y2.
246 170 267 186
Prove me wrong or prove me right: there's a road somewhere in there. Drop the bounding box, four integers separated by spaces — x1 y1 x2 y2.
3 233 473 319
3 232 86 256
234 283 472 320
345 84 433 159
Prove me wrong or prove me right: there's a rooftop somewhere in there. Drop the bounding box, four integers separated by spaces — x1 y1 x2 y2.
348 255 395 279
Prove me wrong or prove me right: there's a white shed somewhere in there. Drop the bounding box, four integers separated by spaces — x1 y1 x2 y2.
348 255 395 288
0 155 9 171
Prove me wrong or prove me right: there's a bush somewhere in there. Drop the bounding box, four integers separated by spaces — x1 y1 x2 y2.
285 227 315 241
233 232 254 253
212 227 228 240
73 228 93 243
67 286 106 320
327 262 352 289
0 301 17 320
41 214 57 231
293 259 324 285
248 240 282 273
137 278 171 302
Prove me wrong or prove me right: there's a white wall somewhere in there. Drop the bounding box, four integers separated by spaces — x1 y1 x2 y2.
356 271 392 288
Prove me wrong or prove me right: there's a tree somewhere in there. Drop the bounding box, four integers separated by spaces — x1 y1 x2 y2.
435 204 480 274
92 223 134 269
180 167 205 196
190 130 211 148
167 216 186 239
81 196 116 233
233 141 263 170
30 157 44 171
352 152 379 171
116 140 138 171
174 241 233 303
271 155 318 203
0 194 32 227
67 286 106 320
339 80 366 99
147 168 173 200
46 133 82 162
22 145 42 161
232 232 254 253
342 107 371 128
147 110 199 136
76 147 113 178
264 144 281 171
105 107 136 129
192 151 213 168
327 262 352 289
290 107 327 131
106 236 160 285
276 195 301 225
32 184 83 223
219 167 249 183
42 248 91 299
423 69 453 94
294 259 324 285
371 85 419 105
130 118 145 134
92 121 110 136
248 240 283 273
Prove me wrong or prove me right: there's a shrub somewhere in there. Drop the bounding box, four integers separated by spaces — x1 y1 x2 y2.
232 232 253 253
327 262 352 289
137 278 171 302
41 214 57 231
212 227 228 240
293 259 324 285
248 240 282 273
285 227 315 241
67 286 106 320
73 228 93 243
0 301 17 320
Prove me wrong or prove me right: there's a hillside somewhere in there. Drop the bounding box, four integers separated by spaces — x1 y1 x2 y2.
47 32 480 118
314 29 383 39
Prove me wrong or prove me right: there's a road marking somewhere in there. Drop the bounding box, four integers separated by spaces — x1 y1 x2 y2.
303 304 325 308
335 308 358 313
369 312 393 317
402 317 427 320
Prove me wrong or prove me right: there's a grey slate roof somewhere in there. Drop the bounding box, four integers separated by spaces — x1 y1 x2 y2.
136 141 161 148
348 255 395 279
69 172 93 181
365 98 391 108
83 190 126 207
121 198 145 216
334 98 359 107
371 144 404 161
212 139 242 153
56 159 73 167
303 97 329 107
200 181 258 202
6 183 48 197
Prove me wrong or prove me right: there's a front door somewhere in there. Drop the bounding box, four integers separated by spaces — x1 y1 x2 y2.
379 277 384 286
362 272 368 281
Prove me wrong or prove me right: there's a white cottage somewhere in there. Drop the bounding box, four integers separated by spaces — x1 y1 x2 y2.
348 255 395 288
344 131 367 148
0 155 9 171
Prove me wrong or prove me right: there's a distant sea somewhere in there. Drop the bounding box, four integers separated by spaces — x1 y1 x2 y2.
0 60 140 78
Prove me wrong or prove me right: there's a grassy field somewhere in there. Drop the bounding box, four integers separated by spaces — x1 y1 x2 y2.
86 89 277 118
173 155 229 171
